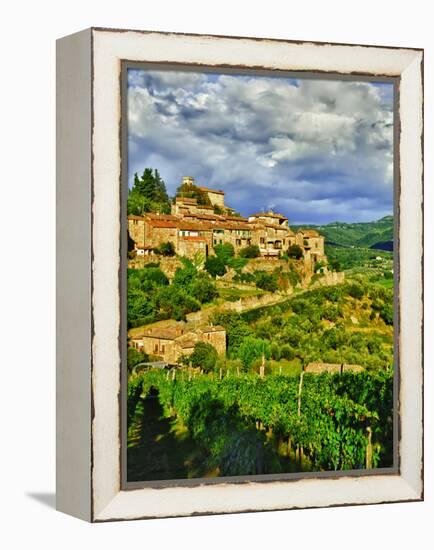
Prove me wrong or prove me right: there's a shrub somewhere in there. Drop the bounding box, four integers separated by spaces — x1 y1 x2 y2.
205 255 227 278
237 336 271 370
127 347 149 372
280 344 295 361
379 303 393 325
329 258 341 271
239 244 260 258
254 271 278 292
288 244 303 259
227 257 249 272
156 286 200 320
214 243 235 263
189 273 218 303
270 342 281 361
189 341 218 372
156 241 176 256
314 260 326 273
347 283 364 299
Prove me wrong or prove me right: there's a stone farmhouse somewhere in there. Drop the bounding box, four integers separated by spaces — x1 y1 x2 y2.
128 176 326 268
129 323 226 365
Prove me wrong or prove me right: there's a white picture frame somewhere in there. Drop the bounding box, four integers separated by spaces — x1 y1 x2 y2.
56 27 423 522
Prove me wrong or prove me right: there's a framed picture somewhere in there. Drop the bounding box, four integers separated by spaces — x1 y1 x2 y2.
56 27 423 522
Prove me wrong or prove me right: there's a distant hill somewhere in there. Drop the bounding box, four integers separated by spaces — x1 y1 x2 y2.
292 215 394 251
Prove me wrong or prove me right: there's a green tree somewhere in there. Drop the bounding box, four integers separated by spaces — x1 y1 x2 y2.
205 255 227 277
156 286 200 321
237 336 271 370
128 168 171 214
329 258 341 271
189 341 218 372
347 283 364 299
254 271 278 292
189 273 218 303
288 244 303 259
379 303 393 325
156 241 176 256
127 347 149 373
239 244 260 258
214 243 235 264
175 181 211 205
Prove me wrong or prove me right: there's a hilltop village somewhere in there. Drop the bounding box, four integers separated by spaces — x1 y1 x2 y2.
128 176 326 272
127 176 337 367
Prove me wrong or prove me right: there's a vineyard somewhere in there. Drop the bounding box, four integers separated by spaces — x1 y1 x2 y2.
127 368 393 480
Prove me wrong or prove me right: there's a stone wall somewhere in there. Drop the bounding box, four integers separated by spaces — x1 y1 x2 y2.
311 270 345 287
186 291 289 323
128 255 184 280
305 362 363 374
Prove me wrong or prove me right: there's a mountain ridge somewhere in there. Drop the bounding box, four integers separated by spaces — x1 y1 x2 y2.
292 215 394 250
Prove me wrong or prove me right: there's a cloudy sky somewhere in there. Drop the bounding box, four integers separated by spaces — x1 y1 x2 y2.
127 69 394 224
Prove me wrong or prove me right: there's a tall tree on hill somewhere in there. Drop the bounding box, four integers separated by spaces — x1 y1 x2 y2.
128 168 171 215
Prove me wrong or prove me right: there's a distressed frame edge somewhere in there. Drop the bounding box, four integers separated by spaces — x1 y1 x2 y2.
89 29 423 522
56 27 93 522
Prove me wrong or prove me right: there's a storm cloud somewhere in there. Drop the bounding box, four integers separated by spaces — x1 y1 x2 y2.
127 69 394 224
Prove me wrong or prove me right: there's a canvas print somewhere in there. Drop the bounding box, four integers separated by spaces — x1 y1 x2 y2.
125 68 395 482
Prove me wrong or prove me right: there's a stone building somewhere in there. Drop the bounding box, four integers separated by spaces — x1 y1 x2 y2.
127 176 326 267
305 362 364 374
130 323 226 365
295 229 326 265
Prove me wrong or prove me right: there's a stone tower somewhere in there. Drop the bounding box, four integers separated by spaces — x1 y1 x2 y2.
182 176 195 187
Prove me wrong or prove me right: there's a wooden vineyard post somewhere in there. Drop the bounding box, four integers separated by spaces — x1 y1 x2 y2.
297 371 304 417
366 426 373 469
219 367 222 380
259 353 265 379
172 369 176 381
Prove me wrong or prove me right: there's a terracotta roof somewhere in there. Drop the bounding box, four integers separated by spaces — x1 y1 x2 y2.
181 236 207 242
135 244 153 250
178 340 196 349
176 197 198 204
200 325 225 333
147 220 178 229
196 204 215 210
184 213 225 221
264 223 286 230
144 213 178 221
197 186 225 195
299 229 321 237
224 215 248 222
213 222 251 231
143 327 185 340
250 212 288 220
177 221 213 231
